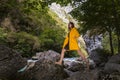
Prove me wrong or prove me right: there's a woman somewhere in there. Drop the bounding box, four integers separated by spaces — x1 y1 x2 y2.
55 22 89 69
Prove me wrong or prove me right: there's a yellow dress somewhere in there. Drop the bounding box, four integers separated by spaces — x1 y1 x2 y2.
62 27 80 50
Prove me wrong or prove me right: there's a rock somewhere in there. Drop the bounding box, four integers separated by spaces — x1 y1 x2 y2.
105 63 120 73
90 49 102 66
89 59 96 69
64 57 96 72
19 59 68 80
34 59 68 80
98 54 120 80
0 45 26 80
63 58 81 69
64 69 74 77
17 50 68 80
67 62 85 72
65 68 101 80
98 71 120 80
106 54 120 63
32 50 60 62
90 48 109 67
104 54 120 73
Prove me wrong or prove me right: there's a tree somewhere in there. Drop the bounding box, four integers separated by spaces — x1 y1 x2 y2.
111 0 120 53
0 0 66 57
69 0 120 54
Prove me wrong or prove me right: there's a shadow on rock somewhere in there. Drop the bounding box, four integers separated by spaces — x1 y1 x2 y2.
18 59 68 80
0 45 27 80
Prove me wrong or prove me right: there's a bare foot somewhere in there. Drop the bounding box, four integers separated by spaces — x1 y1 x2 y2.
55 62 62 65
83 60 89 71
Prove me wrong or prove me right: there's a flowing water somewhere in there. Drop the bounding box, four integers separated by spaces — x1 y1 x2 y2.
83 34 103 54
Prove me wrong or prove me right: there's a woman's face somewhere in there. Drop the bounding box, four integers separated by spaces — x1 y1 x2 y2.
68 23 72 30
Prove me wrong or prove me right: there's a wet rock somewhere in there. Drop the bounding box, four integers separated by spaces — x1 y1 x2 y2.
0 45 26 80
63 57 96 71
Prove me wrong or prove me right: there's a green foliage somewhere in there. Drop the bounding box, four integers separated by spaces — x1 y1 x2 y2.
48 10 68 32
102 32 118 54
65 51 79 58
40 27 65 52
0 28 7 44
46 0 74 6
0 0 18 18
0 0 67 57
69 0 120 54
5 32 41 57
18 0 53 33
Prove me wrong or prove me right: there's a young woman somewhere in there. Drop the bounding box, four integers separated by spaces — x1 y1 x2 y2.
55 22 89 69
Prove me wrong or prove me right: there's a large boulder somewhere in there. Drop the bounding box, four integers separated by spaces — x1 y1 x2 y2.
33 59 68 80
65 68 101 80
90 48 110 67
104 54 120 73
32 50 60 62
18 59 68 80
67 62 85 72
98 70 120 80
64 58 95 72
18 50 68 80
0 45 26 80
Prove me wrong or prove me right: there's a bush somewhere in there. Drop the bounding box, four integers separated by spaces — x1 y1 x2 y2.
39 28 65 53
0 28 7 44
0 0 66 57
6 32 41 57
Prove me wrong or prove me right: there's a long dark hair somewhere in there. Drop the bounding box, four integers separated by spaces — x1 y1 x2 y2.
68 22 74 30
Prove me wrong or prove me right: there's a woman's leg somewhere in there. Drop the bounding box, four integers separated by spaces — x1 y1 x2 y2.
77 49 89 70
55 49 66 65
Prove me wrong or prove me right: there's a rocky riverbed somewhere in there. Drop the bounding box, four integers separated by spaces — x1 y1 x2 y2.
0 45 120 80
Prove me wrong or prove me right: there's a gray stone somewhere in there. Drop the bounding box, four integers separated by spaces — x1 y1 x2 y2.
104 54 120 73
0 45 26 80
98 71 120 80
18 50 68 80
33 50 60 62
19 59 69 80
89 49 109 66
64 68 101 80
67 62 85 72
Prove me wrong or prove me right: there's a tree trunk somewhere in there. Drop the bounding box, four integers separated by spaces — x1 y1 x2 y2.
112 0 120 54
117 34 120 53
109 30 114 55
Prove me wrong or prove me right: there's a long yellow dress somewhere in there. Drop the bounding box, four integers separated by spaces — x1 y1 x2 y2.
62 27 80 50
